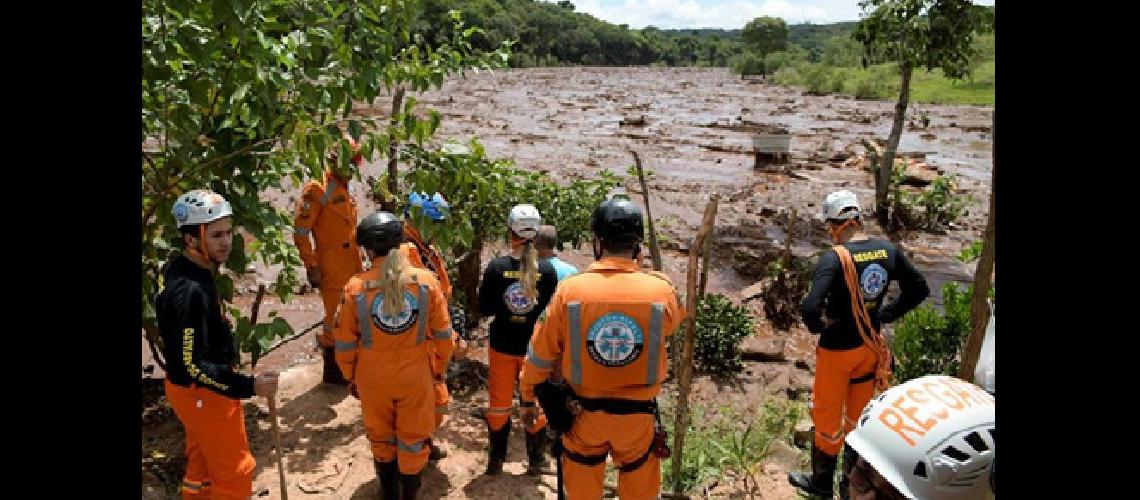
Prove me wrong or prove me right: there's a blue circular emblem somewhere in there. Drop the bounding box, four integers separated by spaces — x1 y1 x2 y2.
370 290 419 334
587 312 644 367
503 282 535 315
860 263 888 298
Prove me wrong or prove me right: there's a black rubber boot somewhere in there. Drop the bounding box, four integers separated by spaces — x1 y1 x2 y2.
427 437 447 461
398 471 421 500
374 459 399 499
485 417 511 475
322 345 349 385
525 428 552 476
788 444 838 498
838 444 857 500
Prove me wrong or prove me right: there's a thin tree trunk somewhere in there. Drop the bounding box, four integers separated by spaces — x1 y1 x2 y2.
958 113 996 380
631 150 663 272
878 62 913 226
672 194 719 494
458 238 484 326
383 86 406 212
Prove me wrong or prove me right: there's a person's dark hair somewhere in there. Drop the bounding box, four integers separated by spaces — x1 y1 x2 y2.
179 224 200 239
535 225 557 251
601 238 638 254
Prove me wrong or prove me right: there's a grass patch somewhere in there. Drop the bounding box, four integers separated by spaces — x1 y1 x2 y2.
770 60 993 106
909 60 994 106
658 394 810 495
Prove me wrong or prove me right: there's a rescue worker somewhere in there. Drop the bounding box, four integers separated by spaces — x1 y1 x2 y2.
401 191 466 460
478 204 558 475
333 211 456 499
293 134 365 385
158 189 280 499
791 190 930 499
535 224 579 282
843 375 995 500
520 198 687 499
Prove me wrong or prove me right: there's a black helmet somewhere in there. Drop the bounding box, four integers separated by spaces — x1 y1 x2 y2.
356 211 405 253
590 198 644 244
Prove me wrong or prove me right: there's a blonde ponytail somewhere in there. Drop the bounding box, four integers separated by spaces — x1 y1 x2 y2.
520 240 538 302
380 247 411 316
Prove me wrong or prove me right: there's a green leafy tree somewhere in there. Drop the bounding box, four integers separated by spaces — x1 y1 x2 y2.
142 0 509 366
741 16 788 74
853 0 992 225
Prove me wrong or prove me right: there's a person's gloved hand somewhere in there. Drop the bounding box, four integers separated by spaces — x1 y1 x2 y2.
254 372 280 397
879 306 897 324
306 267 322 289
520 403 538 429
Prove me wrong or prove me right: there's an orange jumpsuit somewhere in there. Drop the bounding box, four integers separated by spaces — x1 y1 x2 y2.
293 171 363 347
400 238 456 430
521 257 686 499
332 258 455 474
165 381 255 499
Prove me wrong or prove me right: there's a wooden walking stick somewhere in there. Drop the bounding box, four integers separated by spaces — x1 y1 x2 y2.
250 284 289 499
269 395 288 500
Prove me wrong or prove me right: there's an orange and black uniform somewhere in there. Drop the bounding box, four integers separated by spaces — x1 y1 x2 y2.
293 171 363 348
520 258 686 499
478 255 558 433
333 257 455 474
157 254 256 499
800 239 929 456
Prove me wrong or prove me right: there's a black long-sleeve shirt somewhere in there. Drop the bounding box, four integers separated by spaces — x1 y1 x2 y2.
478 255 558 356
156 255 255 399
800 239 930 350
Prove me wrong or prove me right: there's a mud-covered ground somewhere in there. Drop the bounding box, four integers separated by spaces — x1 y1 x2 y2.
142 67 991 498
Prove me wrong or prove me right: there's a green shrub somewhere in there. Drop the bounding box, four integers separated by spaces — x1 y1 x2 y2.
764 47 809 74
771 65 804 86
731 52 766 76
892 283 975 383
677 293 755 376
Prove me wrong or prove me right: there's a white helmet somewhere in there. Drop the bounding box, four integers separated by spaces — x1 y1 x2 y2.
173 189 234 228
846 375 995 499
821 190 861 221
508 204 542 239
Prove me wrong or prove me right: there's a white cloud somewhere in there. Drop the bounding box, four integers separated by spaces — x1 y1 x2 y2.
561 0 993 30
566 0 858 29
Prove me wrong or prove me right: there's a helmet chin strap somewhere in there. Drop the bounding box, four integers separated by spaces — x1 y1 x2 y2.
189 225 218 266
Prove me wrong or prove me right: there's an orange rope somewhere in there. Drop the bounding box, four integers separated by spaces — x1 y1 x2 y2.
833 245 894 392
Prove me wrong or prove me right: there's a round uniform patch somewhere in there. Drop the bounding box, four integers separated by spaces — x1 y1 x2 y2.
370 290 419 334
503 282 536 315
586 312 644 367
174 204 189 224
860 263 888 298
